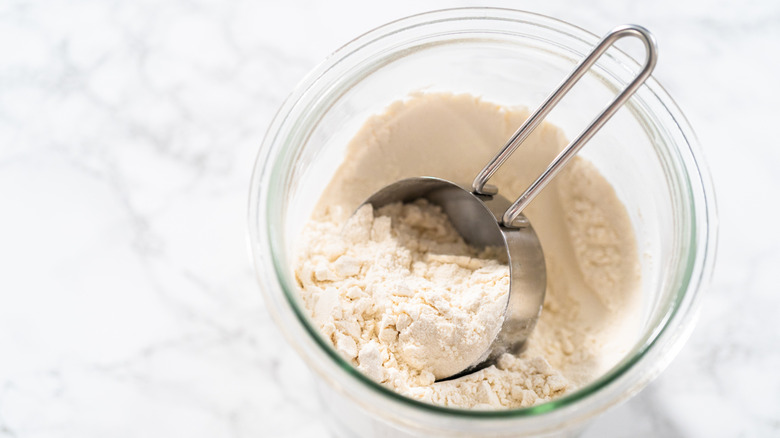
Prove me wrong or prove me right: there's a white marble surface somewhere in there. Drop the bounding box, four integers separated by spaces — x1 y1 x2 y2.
1 0 778 436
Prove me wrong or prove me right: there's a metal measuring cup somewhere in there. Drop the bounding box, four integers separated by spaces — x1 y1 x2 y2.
357 24 657 380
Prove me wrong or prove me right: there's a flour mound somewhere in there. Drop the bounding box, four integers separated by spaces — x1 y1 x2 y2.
296 199 509 381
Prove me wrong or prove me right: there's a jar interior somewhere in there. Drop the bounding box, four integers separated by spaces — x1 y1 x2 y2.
268 14 696 414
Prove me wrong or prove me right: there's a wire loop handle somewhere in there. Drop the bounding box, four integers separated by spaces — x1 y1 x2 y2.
471 24 658 227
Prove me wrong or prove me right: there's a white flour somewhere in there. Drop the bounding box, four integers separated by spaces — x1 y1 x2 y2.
297 199 510 384
294 93 641 409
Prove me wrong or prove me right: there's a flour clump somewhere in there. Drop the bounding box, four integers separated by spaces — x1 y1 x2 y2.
297 199 510 382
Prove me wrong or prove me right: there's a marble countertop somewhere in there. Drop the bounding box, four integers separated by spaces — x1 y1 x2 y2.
1 0 778 436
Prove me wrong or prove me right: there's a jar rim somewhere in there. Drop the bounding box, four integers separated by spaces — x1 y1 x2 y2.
249 6 718 423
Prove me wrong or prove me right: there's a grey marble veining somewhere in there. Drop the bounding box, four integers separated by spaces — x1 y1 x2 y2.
1 0 778 437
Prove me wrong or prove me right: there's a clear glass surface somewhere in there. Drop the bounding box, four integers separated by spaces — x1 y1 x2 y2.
248 8 717 437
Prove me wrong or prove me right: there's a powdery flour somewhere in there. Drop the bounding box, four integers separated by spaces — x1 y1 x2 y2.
294 93 641 409
298 199 510 382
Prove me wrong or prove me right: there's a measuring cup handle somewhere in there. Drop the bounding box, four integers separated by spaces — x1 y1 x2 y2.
471 24 658 227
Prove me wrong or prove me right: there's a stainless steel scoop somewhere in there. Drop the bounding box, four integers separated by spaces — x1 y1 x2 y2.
357 25 657 380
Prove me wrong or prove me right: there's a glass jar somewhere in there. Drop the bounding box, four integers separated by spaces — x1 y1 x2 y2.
248 8 717 437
